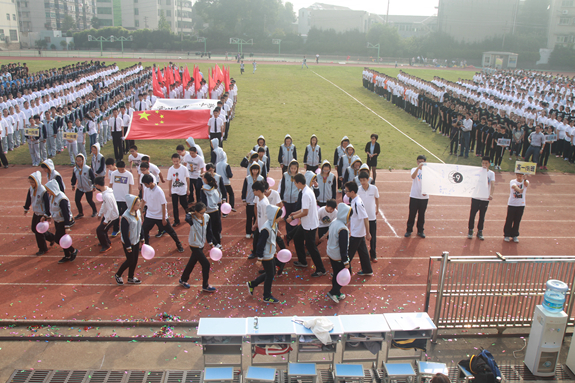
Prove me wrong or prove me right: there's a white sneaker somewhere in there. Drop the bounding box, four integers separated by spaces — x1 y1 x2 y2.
504 237 510 242
215 244 222 249
513 237 519 243
245 234 251 239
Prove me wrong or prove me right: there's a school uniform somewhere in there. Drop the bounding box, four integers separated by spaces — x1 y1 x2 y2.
91 143 105 177
241 174 264 236
278 135 297 173
96 187 119 250
468 169 495 233
167 165 189 226
406 166 429 236
117 195 143 280
358 183 379 261
364 141 380 168
303 138 321 172
71 154 97 217
326 203 350 299
316 167 336 206
142 183 183 251
45 180 77 263
279 166 299 234
181 211 212 290
216 158 234 209
109 115 124 160
24 171 56 254
110 169 134 232
200 183 222 247
503 178 527 239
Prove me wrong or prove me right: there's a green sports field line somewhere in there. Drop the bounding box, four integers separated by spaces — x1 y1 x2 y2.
312 70 445 164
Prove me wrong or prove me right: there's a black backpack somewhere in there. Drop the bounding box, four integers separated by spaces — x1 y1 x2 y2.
458 349 501 383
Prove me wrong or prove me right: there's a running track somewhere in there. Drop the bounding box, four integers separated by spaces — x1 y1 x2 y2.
0 165 573 322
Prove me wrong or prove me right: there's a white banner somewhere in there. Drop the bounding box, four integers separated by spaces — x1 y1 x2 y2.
151 99 218 112
421 163 489 199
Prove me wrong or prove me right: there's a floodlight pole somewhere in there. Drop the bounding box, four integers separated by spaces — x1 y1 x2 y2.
367 42 380 62
272 39 281 55
88 35 116 57
230 38 253 55
115 36 133 56
197 37 207 54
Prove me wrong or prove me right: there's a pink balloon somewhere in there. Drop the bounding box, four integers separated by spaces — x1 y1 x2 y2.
289 218 300 226
267 177 275 187
59 234 73 249
343 195 350 204
280 206 286 218
210 247 223 261
336 268 351 286
96 192 103 202
36 221 49 234
277 249 292 263
141 244 155 260
221 202 232 214
315 168 321 174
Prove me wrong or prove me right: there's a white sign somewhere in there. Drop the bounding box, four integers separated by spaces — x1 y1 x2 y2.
545 134 557 142
421 163 490 199
497 138 511 146
151 99 218 112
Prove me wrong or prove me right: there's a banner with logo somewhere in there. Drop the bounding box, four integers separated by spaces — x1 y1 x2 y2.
421 163 489 199
151 99 218 112
125 110 210 140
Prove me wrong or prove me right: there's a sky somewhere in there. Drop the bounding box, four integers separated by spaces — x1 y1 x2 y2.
287 0 439 16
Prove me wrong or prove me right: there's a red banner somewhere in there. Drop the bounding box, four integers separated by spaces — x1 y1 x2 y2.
125 110 210 140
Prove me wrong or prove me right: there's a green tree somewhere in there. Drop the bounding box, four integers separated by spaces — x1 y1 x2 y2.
366 23 401 57
158 11 171 32
60 40 68 50
91 16 101 29
61 14 76 32
35 39 48 49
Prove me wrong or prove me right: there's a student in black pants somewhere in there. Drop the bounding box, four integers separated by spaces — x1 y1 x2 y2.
44 179 78 264
115 194 143 285
364 133 380 182
141 174 185 253
24 171 55 255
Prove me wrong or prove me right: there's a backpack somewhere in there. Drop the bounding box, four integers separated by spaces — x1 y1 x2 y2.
458 349 502 383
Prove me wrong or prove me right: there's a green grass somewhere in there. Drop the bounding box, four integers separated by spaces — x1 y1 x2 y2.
5 60 574 173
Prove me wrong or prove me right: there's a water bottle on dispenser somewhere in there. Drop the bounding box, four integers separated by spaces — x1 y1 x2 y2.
542 280 568 313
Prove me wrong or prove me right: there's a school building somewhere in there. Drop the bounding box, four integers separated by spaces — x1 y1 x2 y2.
546 0 575 49
0 0 20 48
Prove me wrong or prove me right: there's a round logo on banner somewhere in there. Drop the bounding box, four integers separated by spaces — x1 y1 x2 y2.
449 171 464 184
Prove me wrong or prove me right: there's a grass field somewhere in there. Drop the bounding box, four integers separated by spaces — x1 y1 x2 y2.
5 59 574 173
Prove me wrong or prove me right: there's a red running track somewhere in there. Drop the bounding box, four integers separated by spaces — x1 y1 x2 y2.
0 165 574 322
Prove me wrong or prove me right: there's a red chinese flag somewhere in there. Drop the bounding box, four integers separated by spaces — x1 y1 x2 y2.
164 67 173 86
152 69 164 98
156 67 164 84
207 69 212 98
125 110 210 140
174 67 181 83
224 66 230 92
182 66 191 88
194 66 202 93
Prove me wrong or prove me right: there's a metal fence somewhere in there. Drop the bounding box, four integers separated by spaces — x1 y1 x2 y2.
424 252 575 341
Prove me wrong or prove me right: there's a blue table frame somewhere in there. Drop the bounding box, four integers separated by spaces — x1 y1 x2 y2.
198 318 247 367
339 314 389 366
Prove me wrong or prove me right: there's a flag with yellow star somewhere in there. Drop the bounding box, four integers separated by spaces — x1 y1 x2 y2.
125 109 211 140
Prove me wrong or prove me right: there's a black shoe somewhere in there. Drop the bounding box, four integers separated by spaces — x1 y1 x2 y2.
172 222 180 227
115 274 124 285
69 249 78 261
277 264 285 276
48 238 55 247
155 230 165 238
246 281 254 295
36 250 46 256
58 256 69 264
467 230 473 239
128 277 142 284
247 253 256 259
177 244 185 253
417 232 426 238
293 261 308 268
74 214 84 220
311 271 327 277
258 269 265 274
404 232 412 237
91 211 97 218
477 231 484 240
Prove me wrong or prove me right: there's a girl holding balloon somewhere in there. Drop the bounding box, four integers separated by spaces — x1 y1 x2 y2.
180 202 217 293
326 202 352 304
116 194 144 285
44 179 78 264
200 172 222 249
24 171 55 256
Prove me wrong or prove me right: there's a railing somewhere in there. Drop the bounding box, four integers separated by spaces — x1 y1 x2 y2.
424 252 575 341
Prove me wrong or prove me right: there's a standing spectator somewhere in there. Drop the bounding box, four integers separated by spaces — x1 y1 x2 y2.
461 112 472 158
364 134 380 182
344 181 373 276
405 155 428 238
357 172 379 262
524 125 545 164
503 172 529 243
467 156 495 240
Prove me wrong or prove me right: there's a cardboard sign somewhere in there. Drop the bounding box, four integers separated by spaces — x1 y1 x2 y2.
63 132 78 140
515 161 537 175
545 134 557 142
497 138 511 146
25 128 39 137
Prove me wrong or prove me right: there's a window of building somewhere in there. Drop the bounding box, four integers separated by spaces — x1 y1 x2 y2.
135 19 139 27
97 7 112 14
562 0 573 6
9 29 17 41
158 9 163 16
99 18 112 26
166 9 171 17
6 13 10 20
134 8 138 15
0 30 4 39
12 14 16 20
560 17 571 25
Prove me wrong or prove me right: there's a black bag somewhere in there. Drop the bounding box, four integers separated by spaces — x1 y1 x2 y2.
458 349 501 383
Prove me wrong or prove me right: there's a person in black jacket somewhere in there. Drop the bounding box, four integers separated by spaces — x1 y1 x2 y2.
24 171 55 256
364 134 380 182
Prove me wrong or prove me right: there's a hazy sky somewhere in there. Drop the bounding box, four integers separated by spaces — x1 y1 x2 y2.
288 0 439 16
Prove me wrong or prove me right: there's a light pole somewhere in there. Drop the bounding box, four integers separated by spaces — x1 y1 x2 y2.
272 39 281 55
114 35 133 56
88 35 113 57
229 38 253 55
367 42 380 62
197 36 207 54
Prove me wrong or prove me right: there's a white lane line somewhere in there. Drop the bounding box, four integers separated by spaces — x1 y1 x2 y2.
0 282 426 288
379 208 399 238
312 70 445 164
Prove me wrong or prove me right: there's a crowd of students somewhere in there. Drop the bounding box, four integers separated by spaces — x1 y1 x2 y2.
363 68 575 170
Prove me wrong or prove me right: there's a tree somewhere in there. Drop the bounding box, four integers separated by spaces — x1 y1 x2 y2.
35 39 48 49
158 11 171 32
60 40 68 50
91 16 101 29
50 43 56 50
61 15 76 32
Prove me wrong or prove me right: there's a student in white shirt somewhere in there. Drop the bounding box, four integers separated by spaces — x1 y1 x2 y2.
109 160 134 235
468 156 495 240
184 146 206 204
357 173 379 262
405 155 429 238
503 172 529 243
94 176 119 253
141 174 184 252
344 181 373 276
167 153 189 227
287 173 326 277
